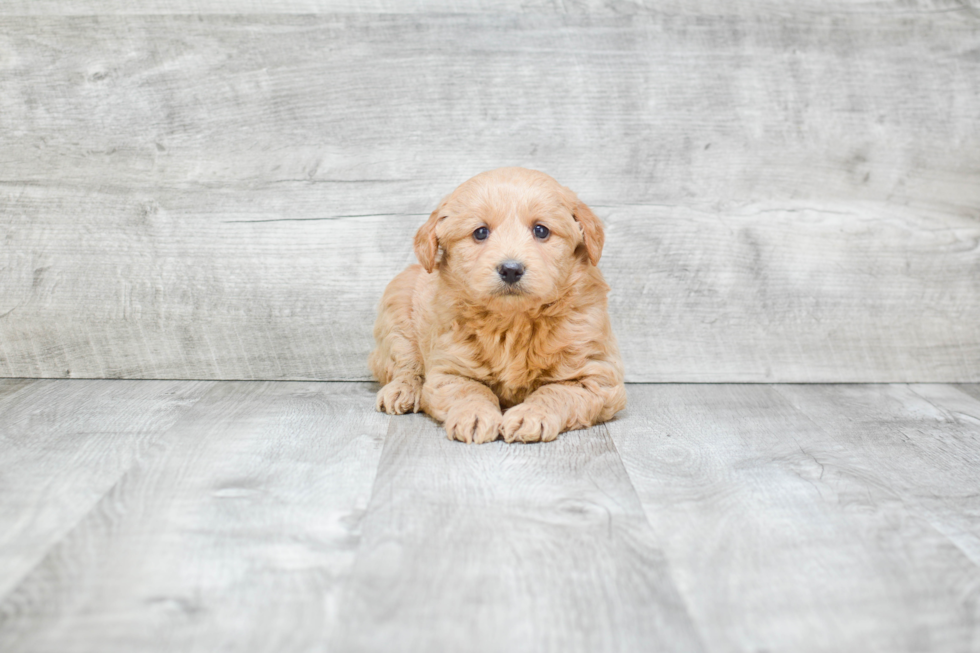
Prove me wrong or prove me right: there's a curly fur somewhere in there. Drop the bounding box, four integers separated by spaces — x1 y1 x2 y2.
369 167 626 443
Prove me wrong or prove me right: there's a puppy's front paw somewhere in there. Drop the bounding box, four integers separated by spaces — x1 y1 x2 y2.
501 403 562 443
376 378 421 415
444 402 502 444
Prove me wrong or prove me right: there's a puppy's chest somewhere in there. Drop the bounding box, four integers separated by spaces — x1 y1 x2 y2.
466 319 563 405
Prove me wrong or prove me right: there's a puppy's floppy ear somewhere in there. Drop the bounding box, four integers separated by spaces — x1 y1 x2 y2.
572 199 605 266
414 206 442 273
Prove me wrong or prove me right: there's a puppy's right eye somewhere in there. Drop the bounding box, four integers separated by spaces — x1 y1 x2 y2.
473 226 489 241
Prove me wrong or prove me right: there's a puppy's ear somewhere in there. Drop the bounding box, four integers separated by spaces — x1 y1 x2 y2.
573 200 605 266
414 207 442 273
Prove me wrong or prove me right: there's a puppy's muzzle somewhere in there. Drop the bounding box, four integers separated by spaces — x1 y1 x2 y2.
497 260 525 285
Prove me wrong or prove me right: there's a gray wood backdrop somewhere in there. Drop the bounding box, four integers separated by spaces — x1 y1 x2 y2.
1 1 978 382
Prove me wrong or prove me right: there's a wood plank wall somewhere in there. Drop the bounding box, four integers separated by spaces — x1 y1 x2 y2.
1 2 978 381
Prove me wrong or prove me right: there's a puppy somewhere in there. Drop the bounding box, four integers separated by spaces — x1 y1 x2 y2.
369 167 626 443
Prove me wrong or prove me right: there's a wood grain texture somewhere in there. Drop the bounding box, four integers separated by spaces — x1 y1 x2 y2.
775 383 980 570
330 412 704 653
1 12 978 381
2 187 977 382
3 14 977 199
0 381 388 653
0 379 37 403
608 384 980 653
3 0 977 15
955 383 980 402
0 379 213 598
1 379 979 650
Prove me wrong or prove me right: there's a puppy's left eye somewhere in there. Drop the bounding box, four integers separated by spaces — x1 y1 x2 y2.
533 224 550 240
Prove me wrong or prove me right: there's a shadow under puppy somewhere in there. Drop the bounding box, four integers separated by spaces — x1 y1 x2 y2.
370 167 626 443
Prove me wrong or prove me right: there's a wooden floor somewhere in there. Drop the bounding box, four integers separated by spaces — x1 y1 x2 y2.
0 380 977 652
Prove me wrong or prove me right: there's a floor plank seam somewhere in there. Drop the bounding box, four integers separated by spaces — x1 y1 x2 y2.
771 383 980 573
0 469 126 606
906 383 979 423
323 408 394 640
0 381 221 605
598 420 709 652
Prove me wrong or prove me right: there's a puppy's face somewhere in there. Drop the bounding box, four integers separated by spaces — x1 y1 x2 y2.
414 168 604 309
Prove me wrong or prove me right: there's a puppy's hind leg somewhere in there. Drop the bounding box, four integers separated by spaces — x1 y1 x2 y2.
369 266 425 415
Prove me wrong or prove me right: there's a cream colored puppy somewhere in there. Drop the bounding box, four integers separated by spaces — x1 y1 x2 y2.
369 167 626 443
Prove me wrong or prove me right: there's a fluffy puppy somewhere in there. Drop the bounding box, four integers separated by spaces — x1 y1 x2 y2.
369 167 626 443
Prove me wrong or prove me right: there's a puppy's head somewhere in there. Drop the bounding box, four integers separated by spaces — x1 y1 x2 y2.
414 167 604 308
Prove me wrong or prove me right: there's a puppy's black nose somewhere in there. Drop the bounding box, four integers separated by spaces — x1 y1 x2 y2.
497 260 525 285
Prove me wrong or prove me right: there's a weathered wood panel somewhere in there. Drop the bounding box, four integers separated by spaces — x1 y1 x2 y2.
0 379 213 598
3 0 974 15
608 201 980 382
2 380 979 650
2 185 977 381
1 12 978 381
0 381 388 653
607 383 980 653
955 383 980 402
0 378 37 402
330 411 703 653
775 383 980 569
0 185 414 380
2 14 977 200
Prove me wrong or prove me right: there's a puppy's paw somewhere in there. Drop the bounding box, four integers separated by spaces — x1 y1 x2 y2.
500 403 562 443
444 402 502 444
376 379 421 415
